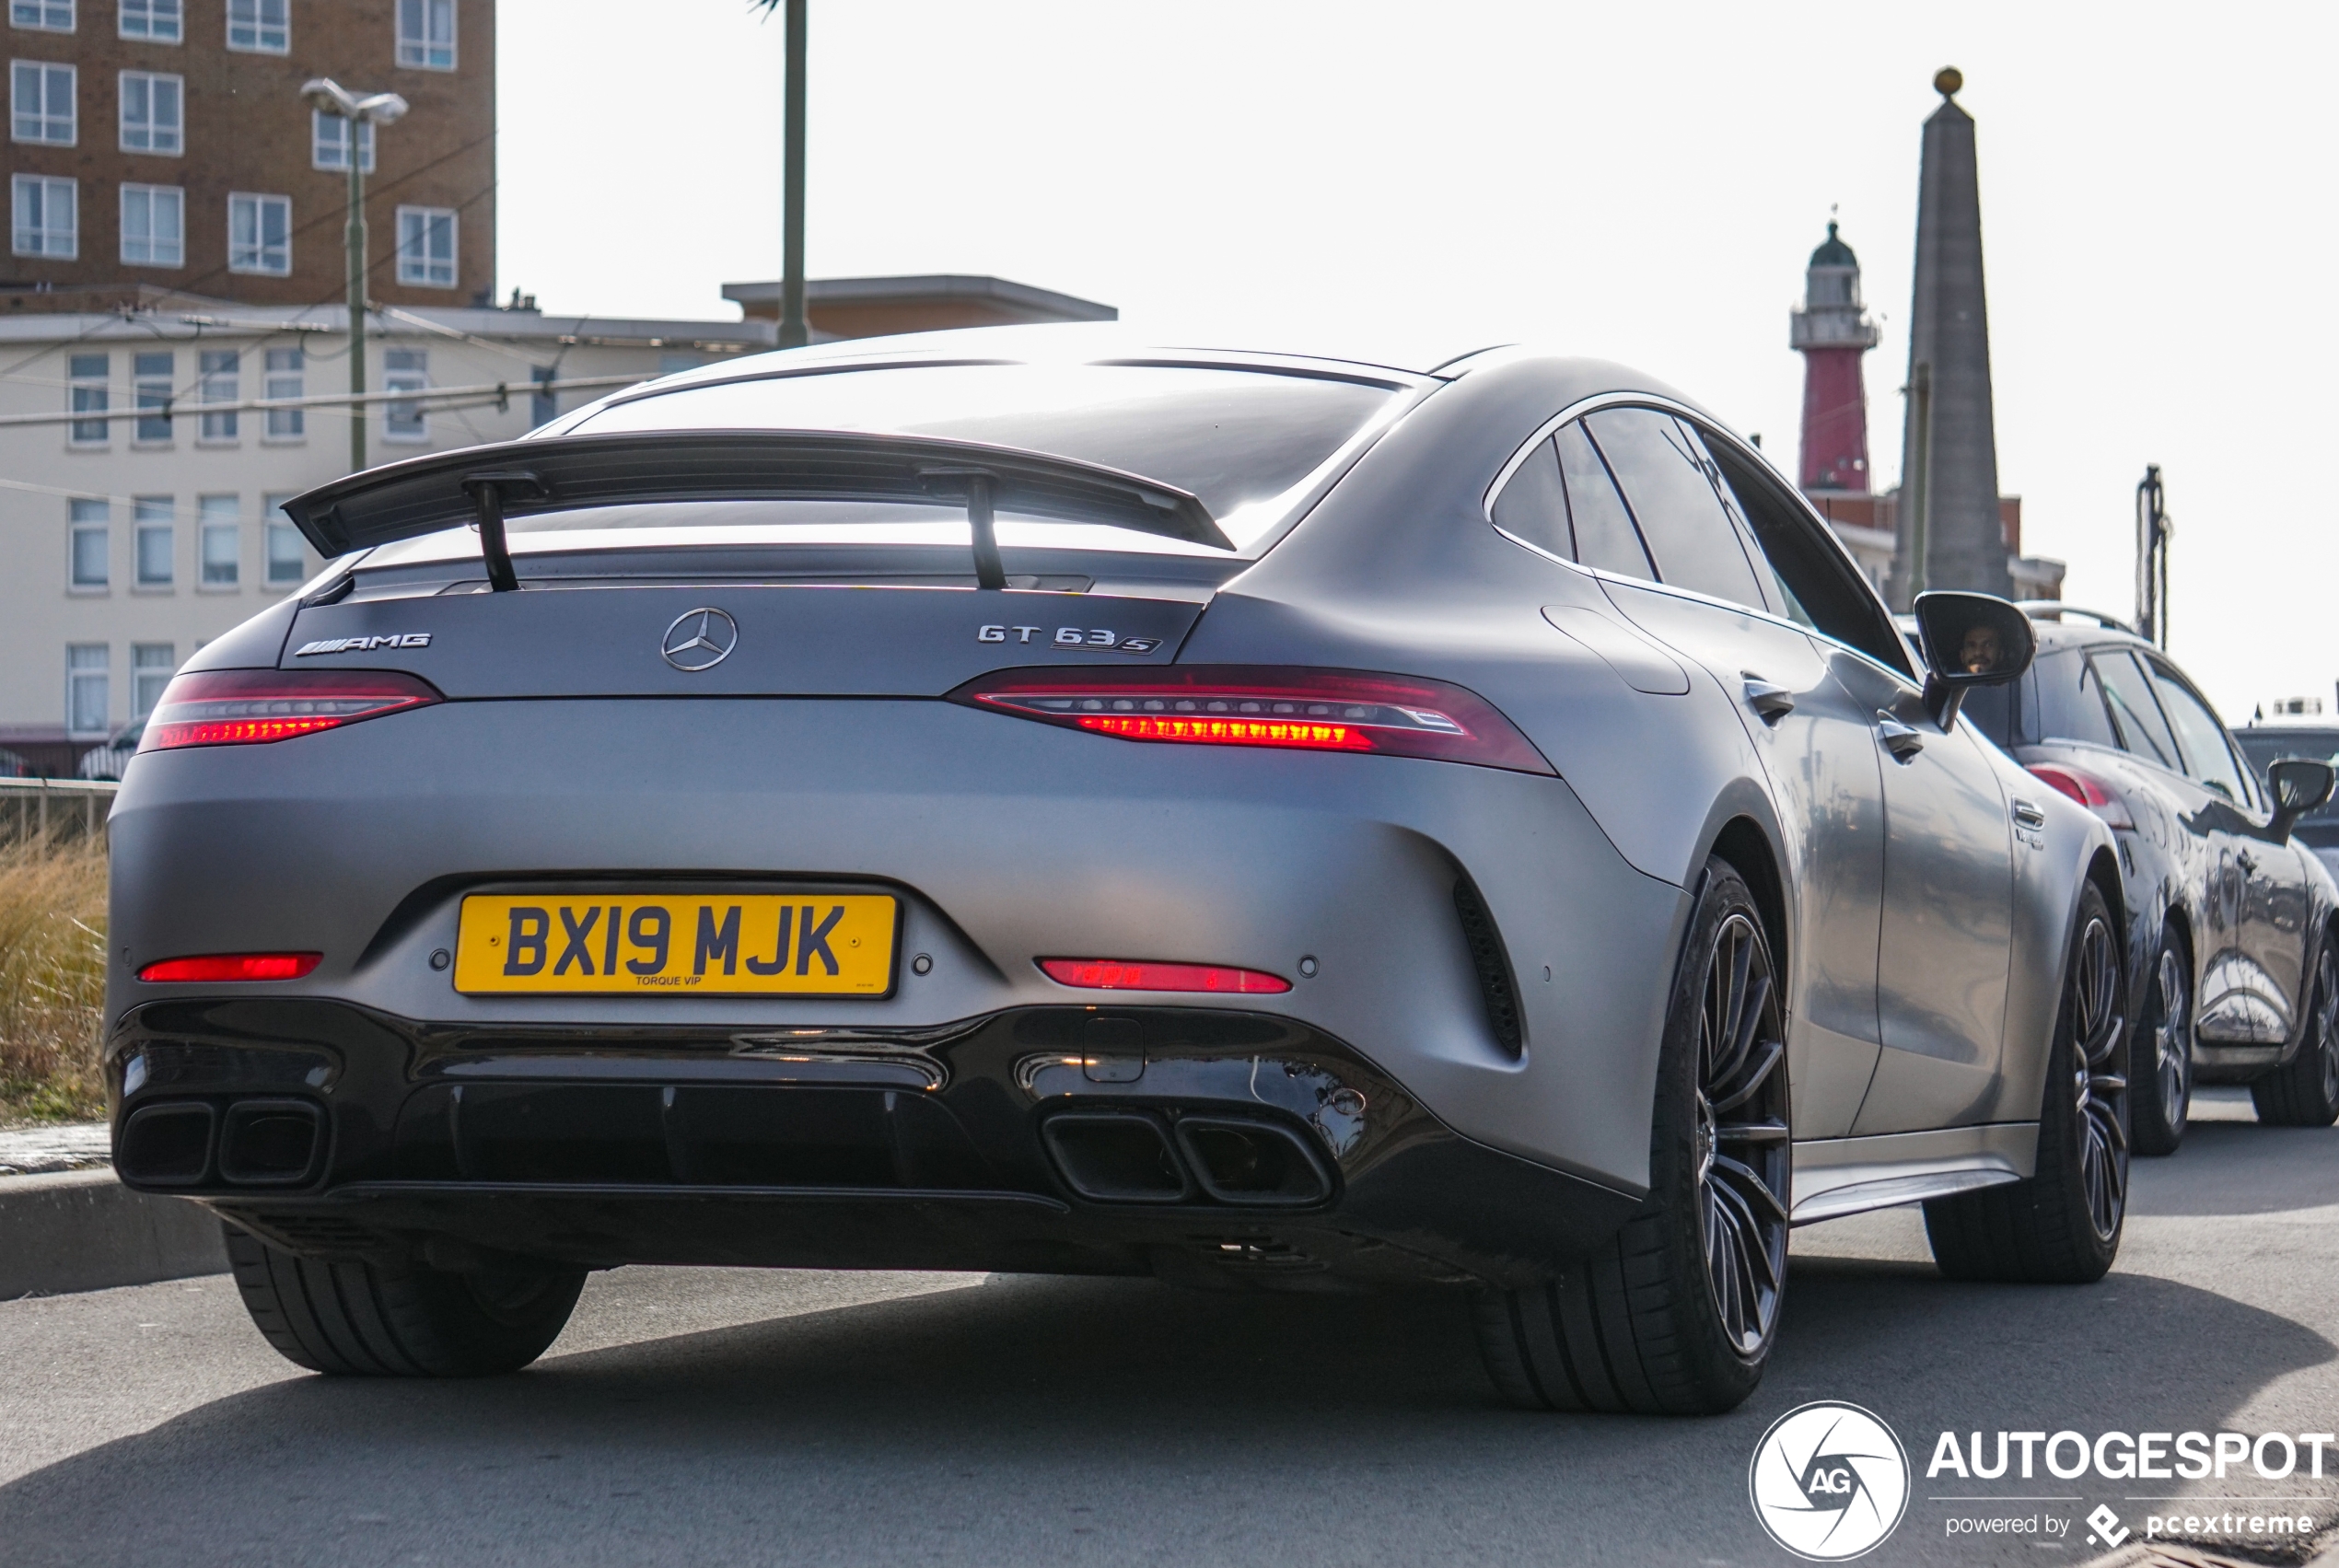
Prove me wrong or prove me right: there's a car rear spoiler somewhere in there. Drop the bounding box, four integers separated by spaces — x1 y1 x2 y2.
276 428 1234 592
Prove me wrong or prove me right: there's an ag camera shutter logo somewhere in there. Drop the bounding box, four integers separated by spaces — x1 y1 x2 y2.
1749 1401 1911 1560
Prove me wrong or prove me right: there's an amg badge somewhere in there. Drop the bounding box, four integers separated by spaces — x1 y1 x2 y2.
294 633 432 656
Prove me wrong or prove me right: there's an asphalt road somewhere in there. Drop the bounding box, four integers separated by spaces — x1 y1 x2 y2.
3 1088 2335 1568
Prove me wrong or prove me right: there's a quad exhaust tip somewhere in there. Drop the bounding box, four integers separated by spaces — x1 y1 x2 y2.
117 1098 325 1189
1041 1109 1332 1208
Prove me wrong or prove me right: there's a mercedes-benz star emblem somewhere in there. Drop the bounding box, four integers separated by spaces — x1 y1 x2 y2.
660 608 738 672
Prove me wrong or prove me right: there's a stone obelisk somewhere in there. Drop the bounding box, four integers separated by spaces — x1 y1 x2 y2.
1890 67 2010 607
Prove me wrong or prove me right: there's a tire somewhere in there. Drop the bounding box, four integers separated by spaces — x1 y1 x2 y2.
1925 879 2128 1283
2128 922 2194 1156
2252 936 2339 1127
224 1225 587 1376
1475 857 1790 1415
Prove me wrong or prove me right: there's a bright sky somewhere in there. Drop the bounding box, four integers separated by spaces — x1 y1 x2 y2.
498 1 2336 722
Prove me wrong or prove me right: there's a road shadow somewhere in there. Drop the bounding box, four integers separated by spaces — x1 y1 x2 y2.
2129 1118 2339 1216
0 1255 2329 1568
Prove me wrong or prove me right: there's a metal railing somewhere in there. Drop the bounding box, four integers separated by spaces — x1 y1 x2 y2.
0 777 117 847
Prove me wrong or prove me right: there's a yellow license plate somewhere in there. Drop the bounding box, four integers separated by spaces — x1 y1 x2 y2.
454 893 898 995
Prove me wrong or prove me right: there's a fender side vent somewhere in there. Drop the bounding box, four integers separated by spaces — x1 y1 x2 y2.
1452 877 1523 1055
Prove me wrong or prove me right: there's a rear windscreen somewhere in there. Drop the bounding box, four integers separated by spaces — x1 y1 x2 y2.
562 362 1410 552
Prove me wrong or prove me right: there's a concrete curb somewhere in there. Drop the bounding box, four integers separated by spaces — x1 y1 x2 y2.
0 1168 228 1298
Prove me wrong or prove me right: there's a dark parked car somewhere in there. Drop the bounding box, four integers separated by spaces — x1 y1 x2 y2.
1955 608 2339 1152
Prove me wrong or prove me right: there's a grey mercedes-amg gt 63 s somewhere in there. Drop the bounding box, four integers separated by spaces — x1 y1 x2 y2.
107 332 2126 1413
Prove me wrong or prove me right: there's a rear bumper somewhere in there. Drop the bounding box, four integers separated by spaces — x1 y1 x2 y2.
107 697 1689 1193
105 998 1639 1289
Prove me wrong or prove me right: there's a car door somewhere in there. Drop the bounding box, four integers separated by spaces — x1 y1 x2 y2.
1697 430 2018 1135
1533 407 1888 1139
2092 647 2275 1044
2145 656 2308 1043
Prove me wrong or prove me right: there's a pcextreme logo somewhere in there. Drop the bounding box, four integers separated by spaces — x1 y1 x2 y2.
1749 1401 1913 1561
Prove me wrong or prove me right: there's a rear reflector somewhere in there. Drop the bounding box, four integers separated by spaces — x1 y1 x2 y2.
138 953 321 983
2025 762 2135 829
952 666 1554 773
138 669 442 753
1041 958 1292 994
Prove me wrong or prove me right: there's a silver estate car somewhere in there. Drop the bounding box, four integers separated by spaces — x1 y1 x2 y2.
108 332 2122 1414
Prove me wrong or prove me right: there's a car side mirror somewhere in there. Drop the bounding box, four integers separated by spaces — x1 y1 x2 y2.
2266 757 2336 842
1912 591 2036 731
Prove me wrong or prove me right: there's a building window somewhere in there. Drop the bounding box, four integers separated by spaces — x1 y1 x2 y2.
395 0 453 69
395 206 455 288
264 347 302 437
133 349 170 439
119 181 180 264
227 192 288 274
310 109 372 172
119 0 179 41
11 171 74 256
68 497 107 588
67 352 106 443
10 59 71 141
198 494 237 587
383 348 426 442
264 495 304 587
118 68 179 152
132 643 173 715
224 0 282 52
198 348 236 439
134 494 171 586
66 645 109 737
10 2 73 32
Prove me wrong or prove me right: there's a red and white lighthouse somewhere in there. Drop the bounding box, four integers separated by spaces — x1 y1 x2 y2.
1790 221 1880 494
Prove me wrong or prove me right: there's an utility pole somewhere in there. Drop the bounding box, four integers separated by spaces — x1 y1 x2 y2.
779 0 809 349
2135 465 2171 646
301 79 407 473
1901 361 1934 603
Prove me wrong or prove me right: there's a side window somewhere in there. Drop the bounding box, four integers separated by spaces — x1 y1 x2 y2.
2031 648 2120 749
1703 436 1914 676
2147 659 2250 805
1552 421 1652 580
2093 650 2182 772
1584 408 1766 611
1489 437 1572 562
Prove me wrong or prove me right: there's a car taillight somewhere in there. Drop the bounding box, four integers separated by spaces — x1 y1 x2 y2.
137 952 321 982
2026 762 2135 829
951 667 1554 773
138 669 442 753
1040 958 1291 994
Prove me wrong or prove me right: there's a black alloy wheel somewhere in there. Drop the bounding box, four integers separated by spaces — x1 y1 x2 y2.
2068 910 2130 1242
1475 857 1787 1414
1926 879 2128 1283
2252 938 2339 1127
1695 910 1792 1355
2128 925 2193 1156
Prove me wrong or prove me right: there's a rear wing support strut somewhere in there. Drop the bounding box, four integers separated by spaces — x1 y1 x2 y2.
458 469 544 593
918 466 1007 590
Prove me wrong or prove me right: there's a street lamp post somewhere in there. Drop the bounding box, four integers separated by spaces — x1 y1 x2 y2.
300 78 408 473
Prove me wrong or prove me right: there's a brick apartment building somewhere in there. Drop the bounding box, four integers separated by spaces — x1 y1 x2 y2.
6 0 494 309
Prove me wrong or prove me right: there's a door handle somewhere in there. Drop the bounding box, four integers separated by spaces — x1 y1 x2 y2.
2012 799 2047 829
1877 712 1925 762
1740 674 1796 726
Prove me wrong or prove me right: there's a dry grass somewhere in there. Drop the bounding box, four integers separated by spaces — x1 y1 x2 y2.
0 833 109 1124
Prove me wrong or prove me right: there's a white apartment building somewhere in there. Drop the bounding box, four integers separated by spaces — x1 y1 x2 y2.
0 295 773 772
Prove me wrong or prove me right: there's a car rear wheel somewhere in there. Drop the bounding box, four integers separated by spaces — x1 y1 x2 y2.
224 1225 587 1376
1474 857 1788 1415
1925 879 2127 1283
2252 937 2339 1127
2128 922 2193 1156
